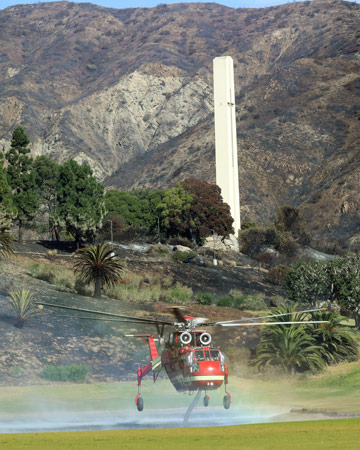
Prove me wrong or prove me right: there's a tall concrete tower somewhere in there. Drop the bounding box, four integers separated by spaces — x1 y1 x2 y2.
213 56 241 236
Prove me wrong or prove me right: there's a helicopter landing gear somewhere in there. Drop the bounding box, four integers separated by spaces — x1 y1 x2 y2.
203 393 210 407
135 363 151 412
223 393 231 409
224 369 231 409
136 395 144 412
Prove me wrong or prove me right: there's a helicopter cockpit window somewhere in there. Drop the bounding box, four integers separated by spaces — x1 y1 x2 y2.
210 350 220 361
194 350 205 361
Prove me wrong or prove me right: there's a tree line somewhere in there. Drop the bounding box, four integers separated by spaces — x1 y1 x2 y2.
0 126 233 246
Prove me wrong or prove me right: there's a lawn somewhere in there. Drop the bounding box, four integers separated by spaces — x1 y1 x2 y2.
1 419 359 450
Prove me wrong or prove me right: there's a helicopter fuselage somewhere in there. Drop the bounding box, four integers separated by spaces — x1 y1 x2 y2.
161 330 227 392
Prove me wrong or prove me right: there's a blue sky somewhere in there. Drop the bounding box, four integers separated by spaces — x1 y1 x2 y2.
0 1 331 11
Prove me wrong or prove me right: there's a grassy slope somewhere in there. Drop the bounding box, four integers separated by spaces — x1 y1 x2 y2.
1 419 360 450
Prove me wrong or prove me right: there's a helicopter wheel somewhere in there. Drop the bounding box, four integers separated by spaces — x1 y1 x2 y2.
136 396 144 412
223 394 230 410
203 395 209 407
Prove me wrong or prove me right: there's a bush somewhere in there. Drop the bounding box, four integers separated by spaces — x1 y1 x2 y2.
239 227 266 256
269 295 288 307
256 252 277 267
266 264 289 285
195 292 214 305
6 289 39 328
171 250 196 262
216 296 233 307
241 222 257 230
240 294 267 311
229 289 246 309
39 364 89 383
276 233 299 257
166 284 192 304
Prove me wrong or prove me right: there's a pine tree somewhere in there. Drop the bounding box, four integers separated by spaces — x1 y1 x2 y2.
54 159 105 246
5 126 39 243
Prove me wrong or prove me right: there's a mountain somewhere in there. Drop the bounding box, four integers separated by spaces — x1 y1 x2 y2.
0 1 359 247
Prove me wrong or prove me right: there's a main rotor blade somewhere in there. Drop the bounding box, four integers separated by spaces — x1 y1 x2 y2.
214 320 329 327
169 306 187 323
210 308 327 326
54 315 168 325
36 302 173 325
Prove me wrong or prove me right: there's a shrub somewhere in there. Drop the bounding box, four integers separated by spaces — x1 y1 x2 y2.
239 227 266 256
166 283 192 304
39 364 89 383
256 252 277 267
229 289 246 309
195 292 214 305
6 289 39 328
276 233 299 257
269 295 288 307
241 222 257 230
266 264 289 285
216 296 233 307
240 294 267 311
171 250 196 262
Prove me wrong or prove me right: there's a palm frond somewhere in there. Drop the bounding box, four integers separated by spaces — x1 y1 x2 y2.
0 231 15 257
73 243 125 297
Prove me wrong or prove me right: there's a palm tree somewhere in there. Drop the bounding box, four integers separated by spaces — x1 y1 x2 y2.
0 231 14 258
255 325 325 374
308 310 358 364
73 243 124 298
6 289 39 328
254 304 325 374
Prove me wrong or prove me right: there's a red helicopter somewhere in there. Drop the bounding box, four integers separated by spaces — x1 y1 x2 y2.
37 302 328 413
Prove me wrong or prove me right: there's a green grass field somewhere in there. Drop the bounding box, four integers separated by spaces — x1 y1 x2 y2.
1 419 359 450
1 361 359 448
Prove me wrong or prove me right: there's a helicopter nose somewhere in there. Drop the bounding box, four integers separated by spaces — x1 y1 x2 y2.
201 361 221 374
189 361 224 390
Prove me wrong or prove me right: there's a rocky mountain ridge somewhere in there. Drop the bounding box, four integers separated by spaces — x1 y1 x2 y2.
0 1 359 246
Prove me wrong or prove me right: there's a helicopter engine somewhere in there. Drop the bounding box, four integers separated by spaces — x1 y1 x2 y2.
179 331 192 345
199 332 212 346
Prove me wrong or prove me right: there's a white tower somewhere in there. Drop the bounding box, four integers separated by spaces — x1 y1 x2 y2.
213 56 241 236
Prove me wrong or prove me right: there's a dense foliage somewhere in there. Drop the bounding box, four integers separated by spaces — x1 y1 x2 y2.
5 126 39 243
286 253 360 329
254 305 358 373
54 159 105 245
0 126 236 245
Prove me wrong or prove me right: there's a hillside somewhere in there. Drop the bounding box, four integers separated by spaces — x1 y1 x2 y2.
0 243 282 385
0 1 359 246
